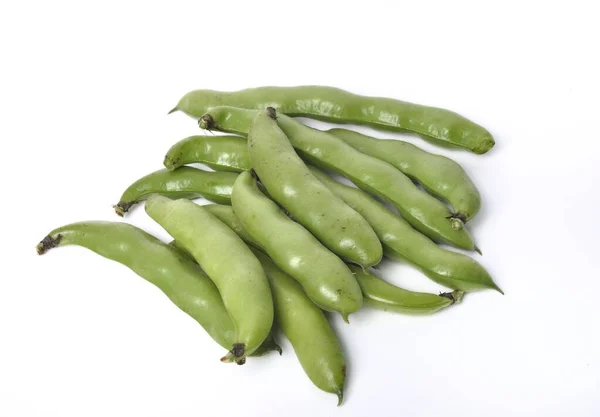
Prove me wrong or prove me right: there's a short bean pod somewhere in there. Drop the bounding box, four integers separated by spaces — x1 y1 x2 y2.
348 265 463 314
114 167 237 216
199 106 476 251
145 195 274 363
35 221 280 358
171 86 494 154
328 128 481 228
163 135 250 172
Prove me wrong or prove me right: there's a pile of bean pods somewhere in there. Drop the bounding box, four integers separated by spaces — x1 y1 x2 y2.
37 86 500 406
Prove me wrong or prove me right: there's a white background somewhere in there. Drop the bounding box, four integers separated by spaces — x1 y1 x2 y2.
1 1 599 416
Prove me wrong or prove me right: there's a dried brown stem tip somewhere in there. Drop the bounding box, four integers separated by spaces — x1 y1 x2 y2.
232 343 245 358
198 114 215 130
36 234 62 255
113 202 134 217
266 107 277 119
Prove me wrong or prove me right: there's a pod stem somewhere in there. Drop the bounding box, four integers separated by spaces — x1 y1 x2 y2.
439 290 465 305
36 234 63 255
448 213 467 231
113 201 134 217
198 114 215 130
266 107 277 119
220 343 247 365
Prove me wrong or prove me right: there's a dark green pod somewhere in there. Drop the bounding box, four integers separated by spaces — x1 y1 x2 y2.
114 167 237 216
171 86 494 154
348 265 463 314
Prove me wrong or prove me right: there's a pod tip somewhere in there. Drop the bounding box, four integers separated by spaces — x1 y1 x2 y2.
336 389 344 406
341 314 350 324
474 134 495 155
167 107 178 115
474 245 482 256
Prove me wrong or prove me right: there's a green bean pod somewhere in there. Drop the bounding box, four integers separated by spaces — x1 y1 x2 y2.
163 129 480 228
348 265 463 314
246 108 382 268
35 221 280 358
231 170 362 321
204 203 465 314
145 195 273 363
199 106 475 251
328 128 481 228
114 167 237 216
252 249 346 406
308 167 501 293
171 86 494 154
163 135 250 172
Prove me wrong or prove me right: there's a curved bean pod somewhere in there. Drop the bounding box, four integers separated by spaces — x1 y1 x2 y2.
203 203 465 312
348 265 463 314
231 170 362 321
252 249 346 406
203 202 464 317
164 129 480 229
145 195 273 363
328 128 481 228
114 167 237 216
246 108 381 268
35 221 280 358
308 167 501 293
163 135 250 172
199 106 475 251
171 86 494 154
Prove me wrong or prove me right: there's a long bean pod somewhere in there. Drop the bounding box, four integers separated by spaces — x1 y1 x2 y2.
199 106 476 251
171 86 494 154
36 221 280 358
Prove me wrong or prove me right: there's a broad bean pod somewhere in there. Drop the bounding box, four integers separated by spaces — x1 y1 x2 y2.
171 86 494 154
